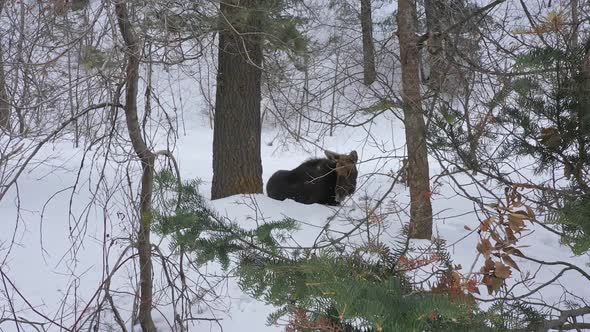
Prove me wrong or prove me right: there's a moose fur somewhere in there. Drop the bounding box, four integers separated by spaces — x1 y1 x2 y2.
266 150 358 205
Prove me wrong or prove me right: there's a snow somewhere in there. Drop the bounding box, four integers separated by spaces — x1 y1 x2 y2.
1 104 589 331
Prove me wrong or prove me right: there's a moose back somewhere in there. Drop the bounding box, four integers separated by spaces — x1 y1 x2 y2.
266 150 358 205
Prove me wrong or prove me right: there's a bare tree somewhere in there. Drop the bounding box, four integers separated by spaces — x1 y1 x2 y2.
115 1 157 330
211 0 263 199
397 0 433 239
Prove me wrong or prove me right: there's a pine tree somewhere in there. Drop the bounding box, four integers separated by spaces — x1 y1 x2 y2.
211 0 308 200
211 0 264 200
477 13 590 255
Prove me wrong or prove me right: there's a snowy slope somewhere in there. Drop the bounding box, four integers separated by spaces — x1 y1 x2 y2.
1 97 590 331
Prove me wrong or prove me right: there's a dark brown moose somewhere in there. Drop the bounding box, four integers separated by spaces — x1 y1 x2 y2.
266 150 359 205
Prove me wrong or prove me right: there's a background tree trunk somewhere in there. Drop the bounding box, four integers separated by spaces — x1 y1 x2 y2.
571 0 579 48
397 0 433 239
0 38 9 132
211 0 263 200
0 0 8 131
360 0 376 85
115 2 157 331
424 0 446 91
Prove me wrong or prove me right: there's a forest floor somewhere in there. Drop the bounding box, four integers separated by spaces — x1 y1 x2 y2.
1 104 589 331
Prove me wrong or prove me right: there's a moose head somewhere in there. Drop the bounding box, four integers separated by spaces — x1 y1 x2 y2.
324 150 359 203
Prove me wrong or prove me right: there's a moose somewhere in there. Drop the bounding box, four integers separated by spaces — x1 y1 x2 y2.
266 150 359 206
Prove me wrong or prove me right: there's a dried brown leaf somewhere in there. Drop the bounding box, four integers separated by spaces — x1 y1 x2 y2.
483 275 504 295
494 240 506 250
494 262 512 279
505 226 517 242
477 239 493 259
491 276 504 294
479 218 491 232
508 215 525 233
511 248 525 257
501 254 521 272
526 206 535 220
490 230 502 243
480 258 495 274
511 211 529 219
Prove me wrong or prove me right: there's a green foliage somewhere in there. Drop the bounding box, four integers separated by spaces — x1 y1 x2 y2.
238 244 488 332
497 45 590 254
481 300 544 331
514 47 567 70
152 171 298 269
510 77 539 98
70 0 90 12
363 99 396 114
256 0 309 70
80 45 109 70
557 195 590 255
500 46 590 177
485 79 524 110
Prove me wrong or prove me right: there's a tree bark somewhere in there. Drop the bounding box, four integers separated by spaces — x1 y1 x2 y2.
360 0 376 85
424 0 446 91
397 0 433 239
0 22 9 130
570 0 579 49
115 2 157 331
211 0 263 200
0 0 9 131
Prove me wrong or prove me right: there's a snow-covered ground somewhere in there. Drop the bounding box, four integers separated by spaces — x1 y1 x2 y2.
1 102 589 331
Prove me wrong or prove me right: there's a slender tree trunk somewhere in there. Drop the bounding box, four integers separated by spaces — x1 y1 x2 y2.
115 2 157 331
571 0 579 48
424 0 446 91
360 0 376 85
0 36 9 131
211 0 263 200
14 0 26 134
397 0 433 239
577 34 590 186
0 0 8 131
329 50 339 136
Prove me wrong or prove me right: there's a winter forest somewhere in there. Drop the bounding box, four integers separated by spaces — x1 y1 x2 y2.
1 0 590 331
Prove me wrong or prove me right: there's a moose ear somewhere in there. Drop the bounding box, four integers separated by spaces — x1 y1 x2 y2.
324 150 340 160
349 150 358 162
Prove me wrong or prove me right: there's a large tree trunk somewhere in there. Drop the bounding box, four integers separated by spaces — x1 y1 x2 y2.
211 0 263 200
360 0 376 85
397 0 433 239
115 2 157 331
